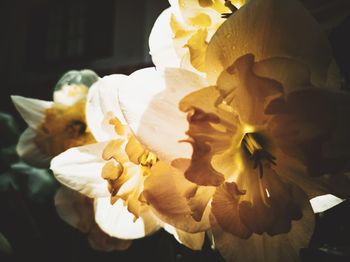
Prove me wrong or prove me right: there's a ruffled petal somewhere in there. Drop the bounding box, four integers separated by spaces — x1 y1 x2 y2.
50 142 110 198
143 161 210 233
86 75 128 142
54 186 94 232
210 197 314 262
149 8 181 69
94 197 160 240
211 183 251 239
179 86 240 186
11 95 53 129
164 224 205 250
119 67 207 162
205 0 333 88
217 54 283 125
16 128 52 168
267 88 350 176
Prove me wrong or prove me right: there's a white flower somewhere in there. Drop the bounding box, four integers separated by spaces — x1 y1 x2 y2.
50 73 205 249
11 70 98 168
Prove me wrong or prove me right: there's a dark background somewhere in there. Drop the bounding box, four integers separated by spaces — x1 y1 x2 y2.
0 0 350 261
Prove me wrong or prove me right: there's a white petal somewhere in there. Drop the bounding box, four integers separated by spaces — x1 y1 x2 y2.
54 186 94 232
310 194 344 213
17 128 52 168
119 67 207 162
149 8 181 69
11 95 53 129
164 224 205 250
94 197 160 240
50 142 109 198
86 75 129 142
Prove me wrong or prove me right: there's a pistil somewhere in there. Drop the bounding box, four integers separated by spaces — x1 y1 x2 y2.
242 133 276 178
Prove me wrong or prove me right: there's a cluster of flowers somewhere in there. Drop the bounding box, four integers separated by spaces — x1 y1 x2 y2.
11 0 350 261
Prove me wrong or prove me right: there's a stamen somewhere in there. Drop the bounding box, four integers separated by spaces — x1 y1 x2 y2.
138 151 158 169
221 0 238 19
242 133 276 178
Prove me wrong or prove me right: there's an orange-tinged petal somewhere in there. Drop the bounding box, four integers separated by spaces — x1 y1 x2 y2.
206 0 333 88
185 29 209 72
217 54 283 125
144 161 210 233
211 182 252 239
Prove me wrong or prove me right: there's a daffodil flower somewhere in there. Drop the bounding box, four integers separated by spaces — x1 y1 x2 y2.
51 73 206 249
119 0 350 261
149 0 246 72
11 70 99 168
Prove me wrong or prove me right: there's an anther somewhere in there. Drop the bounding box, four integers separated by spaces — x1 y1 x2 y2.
222 0 238 18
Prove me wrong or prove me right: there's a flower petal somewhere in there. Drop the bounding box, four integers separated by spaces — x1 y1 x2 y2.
86 75 128 142
50 142 110 198
119 67 207 162
94 197 160 239
310 194 345 213
17 128 52 168
11 95 53 129
206 0 333 88
211 183 251 239
144 161 210 233
149 8 181 69
54 186 94 232
164 224 205 250
210 198 314 262
267 88 350 176
88 225 132 252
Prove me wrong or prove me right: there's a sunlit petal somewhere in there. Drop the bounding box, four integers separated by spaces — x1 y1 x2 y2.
164 224 205 250
94 197 160 240
51 142 110 198
206 0 333 88
86 75 128 142
149 8 181 69
11 95 53 129
119 67 207 162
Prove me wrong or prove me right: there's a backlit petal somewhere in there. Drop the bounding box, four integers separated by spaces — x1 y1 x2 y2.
143 161 210 233
206 0 333 88
11 95 53 129
149 8 181 69
16 128 52 168
94 197 160 239
86 75 128 142
164 224 205 250
50 142 109 198
119 67 207 162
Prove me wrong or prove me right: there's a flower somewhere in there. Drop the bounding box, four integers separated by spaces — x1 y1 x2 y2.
51 74 206 249
119 0 350 261
11 70 99 168
149 0 246 72
149 0 350 74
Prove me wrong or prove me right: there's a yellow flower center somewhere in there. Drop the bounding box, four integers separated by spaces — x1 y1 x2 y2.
35 101 95 156
242 132 276 178
100 114 158 205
